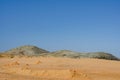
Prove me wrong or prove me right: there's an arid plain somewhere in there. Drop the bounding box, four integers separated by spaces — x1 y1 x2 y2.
0 57 120 80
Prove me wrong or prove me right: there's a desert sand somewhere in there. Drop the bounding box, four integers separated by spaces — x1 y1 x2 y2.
0 57 120 80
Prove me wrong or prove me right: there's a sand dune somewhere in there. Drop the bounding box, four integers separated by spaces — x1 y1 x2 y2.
0 57 120 80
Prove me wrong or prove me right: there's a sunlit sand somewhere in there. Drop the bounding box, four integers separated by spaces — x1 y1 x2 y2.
0 57 120 80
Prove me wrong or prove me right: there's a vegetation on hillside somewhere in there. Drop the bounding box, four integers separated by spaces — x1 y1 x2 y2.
0 45 119 60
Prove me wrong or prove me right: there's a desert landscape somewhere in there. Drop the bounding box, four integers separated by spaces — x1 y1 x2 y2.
0 46 120 80
1 0 120 80
0 57 120 80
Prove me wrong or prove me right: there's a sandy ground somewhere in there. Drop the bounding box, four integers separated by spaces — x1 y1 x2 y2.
0 57 120 80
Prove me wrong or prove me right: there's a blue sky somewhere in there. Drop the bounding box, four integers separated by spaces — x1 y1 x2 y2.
0 0 120 57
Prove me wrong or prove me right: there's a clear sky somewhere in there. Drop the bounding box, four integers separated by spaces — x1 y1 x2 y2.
0 0 120 57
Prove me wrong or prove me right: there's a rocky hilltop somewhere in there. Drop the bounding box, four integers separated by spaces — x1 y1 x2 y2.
4 45 49 56
0 45 119 60
48 50 119 60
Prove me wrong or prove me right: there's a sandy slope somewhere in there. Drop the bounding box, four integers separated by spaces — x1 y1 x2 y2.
0 57 120 80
